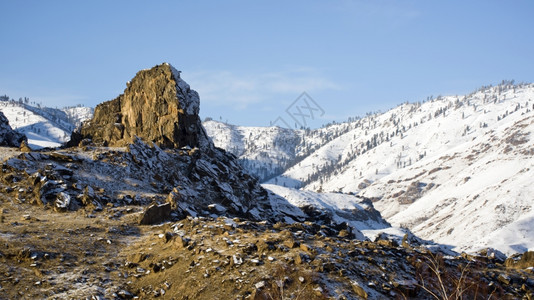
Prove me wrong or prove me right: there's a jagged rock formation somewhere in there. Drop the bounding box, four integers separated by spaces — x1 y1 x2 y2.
68 63 210 149
0 111 26 147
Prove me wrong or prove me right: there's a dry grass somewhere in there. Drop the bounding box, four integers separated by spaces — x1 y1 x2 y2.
254 263 328 300
414 253 503 300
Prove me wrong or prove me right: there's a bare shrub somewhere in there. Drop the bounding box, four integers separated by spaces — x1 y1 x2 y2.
414 253 503 300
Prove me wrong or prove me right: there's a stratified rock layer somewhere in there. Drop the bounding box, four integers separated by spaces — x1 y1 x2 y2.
0 111 26 147
68 63 210 149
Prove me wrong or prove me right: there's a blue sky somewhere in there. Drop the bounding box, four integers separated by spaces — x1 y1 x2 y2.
1 1 533 128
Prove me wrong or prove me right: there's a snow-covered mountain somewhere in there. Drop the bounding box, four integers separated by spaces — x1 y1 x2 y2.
205 81 534 255
203 120 300 181
203 118 358 182
0 100 93 148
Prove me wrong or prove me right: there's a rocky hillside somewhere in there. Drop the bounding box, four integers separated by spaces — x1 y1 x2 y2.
1 64 276 223
0 65 532 299
1 199 532 299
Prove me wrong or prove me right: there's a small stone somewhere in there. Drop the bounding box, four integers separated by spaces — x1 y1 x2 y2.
255 281 266 290
117 290 134 299
139 203 172 225
295 253 308 265
283 239 299 249
233 255 243 265
314 286 324 297
19 140 32 152
300 243 315 253
174 236 189 248
351 281 368 299
338 229 350 238
298 276 305 283
497 274 510 285
163 232 174 243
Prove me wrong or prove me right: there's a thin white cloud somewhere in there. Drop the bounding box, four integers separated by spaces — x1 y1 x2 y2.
184 68 340 110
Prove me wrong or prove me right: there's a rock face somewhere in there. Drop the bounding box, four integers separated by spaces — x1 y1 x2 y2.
68 63 210 149
0 111 26 147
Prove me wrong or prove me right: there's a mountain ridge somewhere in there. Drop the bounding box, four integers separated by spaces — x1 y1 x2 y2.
205 81 534 255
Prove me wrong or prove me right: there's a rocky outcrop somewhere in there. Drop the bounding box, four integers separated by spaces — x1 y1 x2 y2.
0 111 26 147
139 203 172 225
67 63 211 149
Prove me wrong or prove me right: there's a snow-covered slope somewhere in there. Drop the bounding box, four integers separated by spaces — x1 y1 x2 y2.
207 82 534 255
361 111 534 256
272 83 532 192
0 101 93 148
203 120 301 181
264 184 390 237
203 119 358 182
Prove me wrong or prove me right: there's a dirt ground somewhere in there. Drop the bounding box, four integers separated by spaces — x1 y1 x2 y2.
0 201 145 299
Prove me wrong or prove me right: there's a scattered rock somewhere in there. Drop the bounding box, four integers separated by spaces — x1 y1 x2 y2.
173 236 190 249
117 289 134 299
283 239 299 249
497 274 511 285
